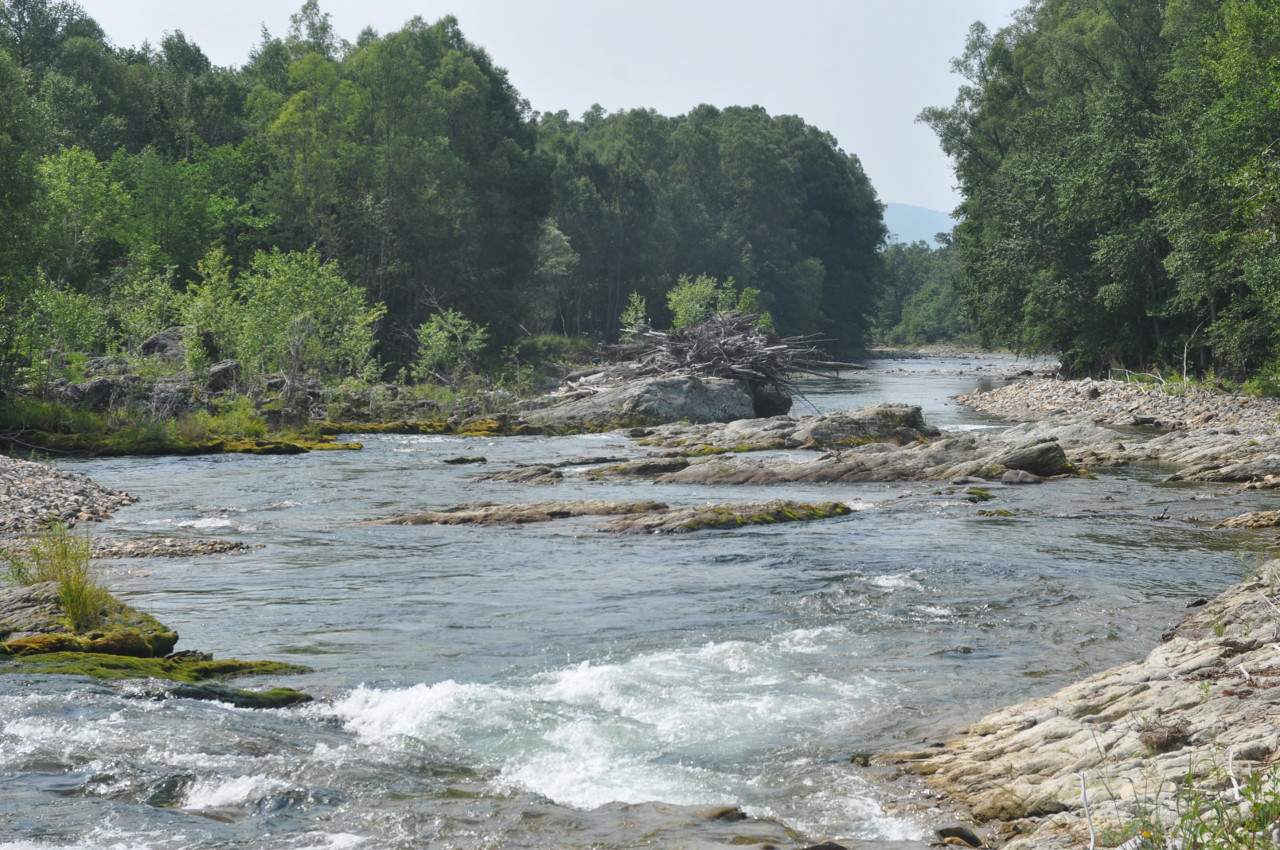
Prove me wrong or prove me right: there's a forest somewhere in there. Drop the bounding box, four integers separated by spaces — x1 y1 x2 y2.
0 0 901 403
923 0 1280 379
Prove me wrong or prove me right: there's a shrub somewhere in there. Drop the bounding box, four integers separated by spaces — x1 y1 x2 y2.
2 521 111 632
412 309 489 387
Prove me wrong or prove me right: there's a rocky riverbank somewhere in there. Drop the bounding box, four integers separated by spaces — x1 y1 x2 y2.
884 560 1280 849
866 376 1280 848
1 453 253 559
0 453 136 532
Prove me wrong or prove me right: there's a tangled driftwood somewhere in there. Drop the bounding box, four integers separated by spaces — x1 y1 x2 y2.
561 312 859 395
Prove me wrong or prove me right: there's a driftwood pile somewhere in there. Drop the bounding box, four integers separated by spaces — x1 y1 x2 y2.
554 312 859 400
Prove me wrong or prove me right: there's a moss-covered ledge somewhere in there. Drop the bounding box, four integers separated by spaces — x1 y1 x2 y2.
0 581 312 707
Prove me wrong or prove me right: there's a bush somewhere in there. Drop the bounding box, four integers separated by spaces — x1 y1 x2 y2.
666 274 770 329
412 309 489 387
2 522 111 632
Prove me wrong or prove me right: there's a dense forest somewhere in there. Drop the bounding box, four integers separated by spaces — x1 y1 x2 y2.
924 0 1280 379
0 0 893 400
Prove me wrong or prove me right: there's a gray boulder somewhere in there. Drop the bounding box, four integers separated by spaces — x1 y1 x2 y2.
206 359 241 392
140 326 187 362
523 376 756 429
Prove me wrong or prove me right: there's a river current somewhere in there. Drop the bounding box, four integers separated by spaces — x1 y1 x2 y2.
3 356 1276 849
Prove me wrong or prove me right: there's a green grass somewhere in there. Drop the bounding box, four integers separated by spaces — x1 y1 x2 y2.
1130 764 1280 849
2 522 112 632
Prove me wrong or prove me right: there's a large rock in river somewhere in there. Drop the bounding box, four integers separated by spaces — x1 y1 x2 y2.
523 376 756 429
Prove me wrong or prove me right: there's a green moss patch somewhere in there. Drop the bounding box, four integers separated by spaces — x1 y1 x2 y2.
0 651 311 683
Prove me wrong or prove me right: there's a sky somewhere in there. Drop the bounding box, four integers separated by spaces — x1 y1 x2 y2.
73 1 1025 213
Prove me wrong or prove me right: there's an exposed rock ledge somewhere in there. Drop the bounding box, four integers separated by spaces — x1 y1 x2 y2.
883 561 1280 849
367 499 852 534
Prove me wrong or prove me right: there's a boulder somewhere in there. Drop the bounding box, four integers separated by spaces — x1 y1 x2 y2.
523 376 756 429
139 326 187 362
0 582 65 641
0 580 179 658
990 439 1076 477
205 359 241 392
79 374 141 411
367 500 670 526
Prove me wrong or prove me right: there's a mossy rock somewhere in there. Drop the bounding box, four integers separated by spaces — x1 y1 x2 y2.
965 488 996 503
6 627 180 658
0 651 311 683
601 500 853 535
166 682 313 709
221 439 309 455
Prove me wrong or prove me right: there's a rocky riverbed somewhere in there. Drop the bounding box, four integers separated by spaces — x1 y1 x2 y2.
1 453 252 559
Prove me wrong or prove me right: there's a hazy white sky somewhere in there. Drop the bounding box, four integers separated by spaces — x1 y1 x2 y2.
74 1 1024 212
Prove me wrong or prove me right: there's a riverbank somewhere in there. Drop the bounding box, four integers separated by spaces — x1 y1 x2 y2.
0 453 249 558
886 560 1280 849
877 375 1280 847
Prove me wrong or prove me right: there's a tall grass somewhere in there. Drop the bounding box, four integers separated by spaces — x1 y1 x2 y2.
1130 764 1280 849
2 522 111 632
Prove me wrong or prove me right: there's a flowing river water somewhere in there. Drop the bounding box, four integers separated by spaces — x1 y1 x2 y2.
3 356 1278 849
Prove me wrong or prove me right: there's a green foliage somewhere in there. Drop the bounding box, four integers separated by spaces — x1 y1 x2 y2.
0 2 891 388
539 104 884 352
619 291 647 330
877 239 973 345
666 274 768 328
2 521 111 633
1132 764 1280 849
107 263 188 354
237 248 384 382
924 0 1280 376
412 309 489 387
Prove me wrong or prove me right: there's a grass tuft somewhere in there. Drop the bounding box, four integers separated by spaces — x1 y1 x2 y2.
2 522 113 633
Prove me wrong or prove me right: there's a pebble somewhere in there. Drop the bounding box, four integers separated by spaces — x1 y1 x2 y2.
960 377 1280 431
0 453 135 533
0 453 252 559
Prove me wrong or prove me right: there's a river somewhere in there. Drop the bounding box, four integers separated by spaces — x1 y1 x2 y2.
2 355 1275 849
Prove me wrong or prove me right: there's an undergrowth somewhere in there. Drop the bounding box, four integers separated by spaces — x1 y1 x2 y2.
1127 764 1280 849
2 522 112 632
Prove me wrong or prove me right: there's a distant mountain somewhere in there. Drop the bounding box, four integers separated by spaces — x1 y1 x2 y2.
883 203 956 246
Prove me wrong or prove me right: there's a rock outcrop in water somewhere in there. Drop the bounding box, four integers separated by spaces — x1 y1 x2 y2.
521 375 759 429
883 560 1280 849
0 580 311 705
368 499 854 534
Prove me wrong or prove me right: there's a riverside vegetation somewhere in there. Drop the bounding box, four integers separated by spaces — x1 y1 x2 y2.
0 520 310 707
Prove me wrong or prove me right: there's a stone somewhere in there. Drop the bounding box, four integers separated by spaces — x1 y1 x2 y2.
991 440 1075 477
891 559 1280 848
0 582 65 640
522 376 756 429
596 500 851 534
367 500 670 526
935 824 985 848
139 326 187 361
1001 469 1042 485
205 359 241 392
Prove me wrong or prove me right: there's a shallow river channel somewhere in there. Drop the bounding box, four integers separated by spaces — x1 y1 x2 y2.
4 356 1278 849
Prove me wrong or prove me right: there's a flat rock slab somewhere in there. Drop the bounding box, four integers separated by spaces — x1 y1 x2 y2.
597 500 852 534
1215 510 1280 529
366 499 852 535
368 500 670 526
